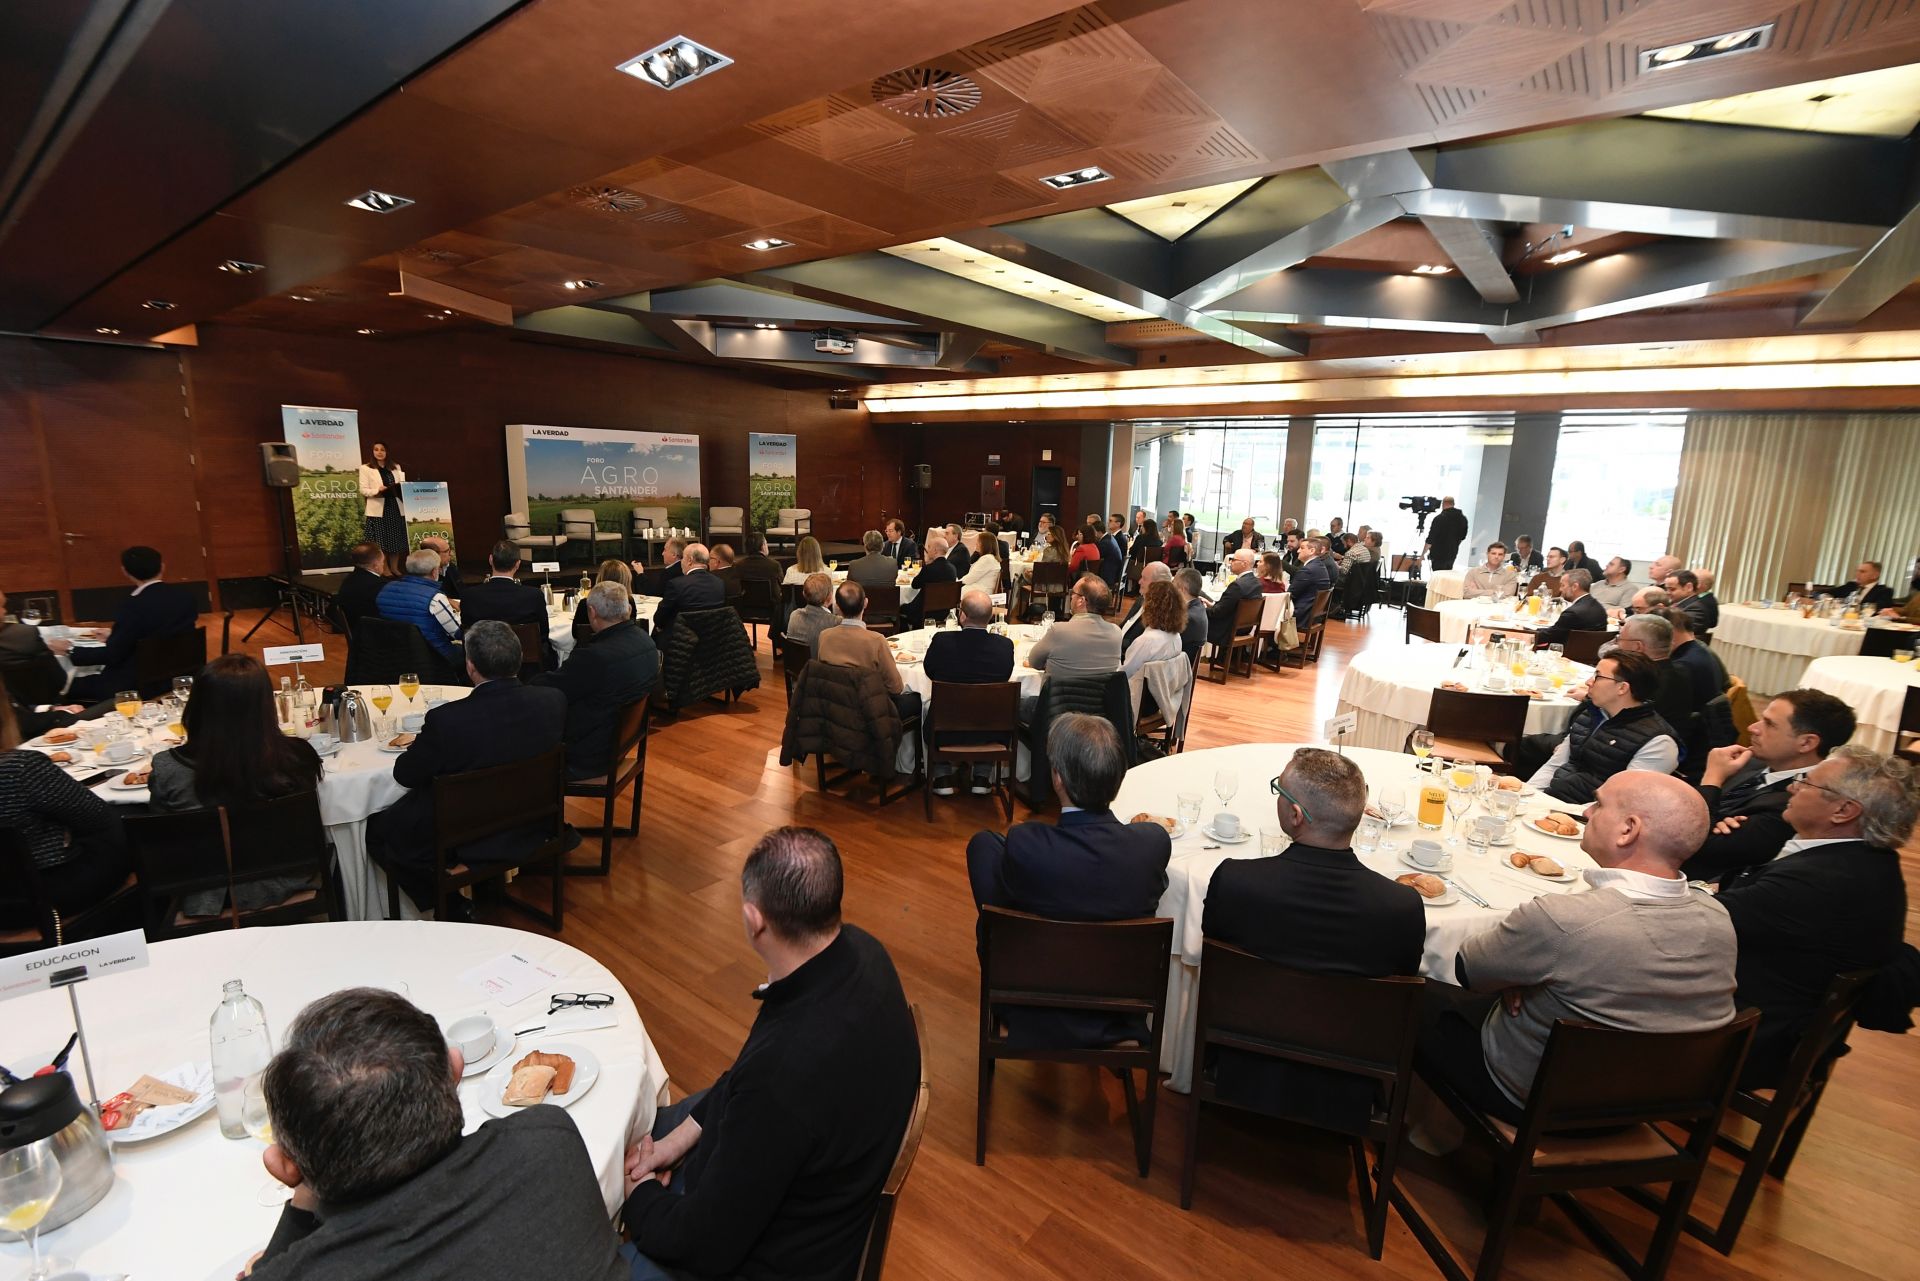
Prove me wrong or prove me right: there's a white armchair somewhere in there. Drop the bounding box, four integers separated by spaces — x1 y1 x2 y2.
559 508 620 564
504 513 568 563
767 507 811 550
708 505 745 544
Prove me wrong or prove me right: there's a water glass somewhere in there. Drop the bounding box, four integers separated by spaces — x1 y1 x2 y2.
0 1138 64 1280
1354 814 1387 854
1896 648 1915 665
172 675 194 701
1175 792 1203 830
1259 825 1285 856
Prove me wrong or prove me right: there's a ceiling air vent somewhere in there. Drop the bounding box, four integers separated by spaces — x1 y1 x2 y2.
570 185 647 215
871 67 983 119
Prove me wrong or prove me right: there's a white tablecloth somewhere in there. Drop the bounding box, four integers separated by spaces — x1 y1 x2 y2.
888 624 1046 774
1425 570 1466 603
1713 604 1867 697
1111 745 1593 1092
0 922 668 1281
547 597 658 665
1799 654 1920 754
1335 646 1589 753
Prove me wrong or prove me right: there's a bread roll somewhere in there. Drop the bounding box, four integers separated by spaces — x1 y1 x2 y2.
1494 776 1525 792
1527 855 1565 877
1395 872 1447 899
44 729 78 745
1508 850 1532 869
514 1050 576 1094
502 1064 556 1106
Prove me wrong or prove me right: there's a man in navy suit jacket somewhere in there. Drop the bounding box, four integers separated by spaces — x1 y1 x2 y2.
880 519 920 566
69 545 199 700
651 543 726 640
966 714 1171 1048
901 537 959 628
925 590 1017 796
1531 569 1608 650
1682 689 1854 884
457 542 554 668
1207 550 1264 647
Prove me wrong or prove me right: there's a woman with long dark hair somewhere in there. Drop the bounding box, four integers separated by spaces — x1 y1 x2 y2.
358 440 408 568
148 654 323 916
0 672 130 927
1068 523 1103 578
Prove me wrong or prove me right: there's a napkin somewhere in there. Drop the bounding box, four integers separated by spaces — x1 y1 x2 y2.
512 1006 618 1037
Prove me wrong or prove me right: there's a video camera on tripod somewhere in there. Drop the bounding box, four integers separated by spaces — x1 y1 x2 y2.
1399 494 1442 534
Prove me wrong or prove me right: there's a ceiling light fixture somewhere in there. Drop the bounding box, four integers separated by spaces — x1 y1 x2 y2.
742 237 792 251
426 310 453 320
616 37 731 90
345 189 415 214
1411 264 1453 275
1545 249 1588 265
1641 24 1772 72
356 328 380 335
141 299 174 311
562 278 604 290
94 327 120 335
754 322 778 330
290 294 316 302
1040 166 1113 190
217 259 265 276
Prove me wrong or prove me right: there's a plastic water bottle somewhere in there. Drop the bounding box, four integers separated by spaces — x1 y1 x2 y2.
210 979 274 1139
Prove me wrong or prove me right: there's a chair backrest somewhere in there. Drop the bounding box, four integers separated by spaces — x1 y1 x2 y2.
125 790 331 928
927 679 1019 742
134 626 207 697
509 621 545 670
776 507 811 526
1516 1012 1758 1143
1425 688 1531 744
918 578 961 620
980 906 1174 1026
631 506 669 532
856 1004 931 1281
1309 587 1334 626
1030 561 1072 593
350 615 452 686
1784 580 1810 598
1406 604 1442 643
431 745 566 860
1563 628 1610 666
1900 685 1920 735
738 576 777 617
558 508 598 538
1770 970 1876 1099
1231 595 1263 633
503 513 531 539
599 697 652 782
865 584 902 625
0 828 55 951
708 505 744 528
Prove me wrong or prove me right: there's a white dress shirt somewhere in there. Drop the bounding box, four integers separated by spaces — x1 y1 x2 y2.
1581 865 1691 901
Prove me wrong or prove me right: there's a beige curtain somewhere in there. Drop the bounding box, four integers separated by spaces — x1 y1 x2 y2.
1668 412 1920 604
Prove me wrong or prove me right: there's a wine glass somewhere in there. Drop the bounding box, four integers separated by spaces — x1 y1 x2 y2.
1373 785 1405 852
0 1138 64 1280
369 683 394 727
243 1079 293 1207
1410 729 1435 763
397 672 421 709
1444 775 1477 849
114 688 141 722
172 674 193 702
1213 769 1239 831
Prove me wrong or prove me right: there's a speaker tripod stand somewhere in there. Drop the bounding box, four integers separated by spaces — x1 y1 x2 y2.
243 486 307 643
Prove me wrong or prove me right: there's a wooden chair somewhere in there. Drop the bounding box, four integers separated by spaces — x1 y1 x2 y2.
976 907 1175 1176
133 626 207 698
1287 587 1334 667
562 698 651 876
864 584 904 636
509 620 547 677
1398 1011 1758 1281
736 577 778 649
1135 654 1197 756
125 791 341 939
1028 561 1072 620
855 1004 931 1281
1183 943 1423 1259
0 828 137 955
1896 686 1920 765
1205 595 1264 683
1407 604 1442 644
782 661 922 806
780 646 809 698
349 616 465 687
922 680 1019 822
914 578 961 627
376 745 569 928
1563 627 1611 667
1419 688 1531 769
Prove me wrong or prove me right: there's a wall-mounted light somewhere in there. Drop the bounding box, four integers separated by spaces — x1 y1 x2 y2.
616 37 732 90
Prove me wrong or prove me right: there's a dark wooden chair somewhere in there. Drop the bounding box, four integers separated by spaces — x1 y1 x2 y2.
349 615 465 687
1398 1011 1759 1281
1027 561 1072 620
1205 595 1264 682
864 584 904 636
509 620 547 678
1135 653 1197 756
780 645 809 698
1183 943 1423 1259
1783 581 1811 599
976 906 1175 1176
855 1004 931 1281
782 661 922 806
923 680 1019 822
915 578 961 627
1563 628 1611 667
1418 688 1532 770
736 577 778 649
0 827 137 955
375 745 569 928
562 698 651 876
133 626 207 698
1407 604 1443 644
125 791 341 939
1896 686 1920 765
1015 671 1134 811
1285 587 1334 667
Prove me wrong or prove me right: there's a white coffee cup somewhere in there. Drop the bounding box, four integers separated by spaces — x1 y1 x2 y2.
106 739 137 763
401 712 426 732
1213 811 1241 839
1409 839 1446 869
446 1014 497 1062
309 732 339 755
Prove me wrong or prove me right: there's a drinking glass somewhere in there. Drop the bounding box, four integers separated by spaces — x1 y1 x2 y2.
370 684 394 715
1353 814 1386 854
1373 785 1405 851
172 674 193 702
1547 644 1564 661
1444 778 1476 848
20 602 43 626
398 673 421 707
1213 768 1239 811
242 1079 293 1207
1175 792 1203 831
1040 610 1055 627
164 694 187 741
0 1138 64 1280
1410 729 1435 761
1259 826 1285 857
114 688 141 721
1896 648 1915 665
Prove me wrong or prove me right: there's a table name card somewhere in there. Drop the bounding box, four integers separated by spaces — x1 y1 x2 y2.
1323 711 1357 742
531 561 560 573
263 642 326 665
0 930 150 1003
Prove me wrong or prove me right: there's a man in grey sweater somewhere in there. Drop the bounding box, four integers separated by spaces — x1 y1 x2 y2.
1417 772 1737 1121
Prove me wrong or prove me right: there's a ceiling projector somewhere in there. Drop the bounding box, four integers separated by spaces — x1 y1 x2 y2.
814 328 855 355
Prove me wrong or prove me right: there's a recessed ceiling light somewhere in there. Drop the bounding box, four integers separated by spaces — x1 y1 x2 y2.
1641 24 1771 72
290 294 316 302
754 322 778 330
345 189 415 214
615 37 732 90
1411 264 1453 275
426 310 453 320
561 278 604 290
141 299 174 311
742 237 792 251
94 327 120 335
1039 166 1113 190
356 328 380 335
217 259 265 275
1545 249 1588 265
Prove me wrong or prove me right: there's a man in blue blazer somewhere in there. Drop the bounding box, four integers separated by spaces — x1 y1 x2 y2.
880 518 920 566
966 714 1171 1048
925 590 1016 796
69 545 199 700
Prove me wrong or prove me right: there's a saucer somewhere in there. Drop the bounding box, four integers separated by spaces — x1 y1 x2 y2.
458 1025 518 1078
1201 823 1251 844
1398 848 1454 875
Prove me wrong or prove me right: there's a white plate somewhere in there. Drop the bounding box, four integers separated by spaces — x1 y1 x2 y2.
108 771 153 791
310 740 342 758
378 738 417 754
1201 823 1251 845
458 1024 518 1078
1127 815 1186 839
479 1041 600 1118
1522 815 1582 841
1390 875 1458 906
103 1061 216 1144
1501 855 1580 884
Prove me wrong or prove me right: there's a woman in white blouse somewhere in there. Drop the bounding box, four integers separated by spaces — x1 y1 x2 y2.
783 535 828 587
1122 580 1187 718
356 441 407 566
960 530 1002 594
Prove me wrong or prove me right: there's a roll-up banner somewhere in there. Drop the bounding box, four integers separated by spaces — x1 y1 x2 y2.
402 481 456 562
280 404 362 571
747 433 797 533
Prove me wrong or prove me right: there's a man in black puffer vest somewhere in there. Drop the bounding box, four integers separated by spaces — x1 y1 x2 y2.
1524 651 1679 805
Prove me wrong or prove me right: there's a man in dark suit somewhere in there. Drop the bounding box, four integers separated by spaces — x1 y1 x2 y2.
1424 496 1468 571
1566 540 1603 579
944 525 972 576
1097 523 1126 588
845 530 899 589
1222 518 1264 557
633 538 685 597
1286 539 1335 626
651 542 725 640
1814 561 1894 613
1510 535 1544 573
880 519 919 566
68 545 199 700
925 589 1017 797
1207 549 1263 648
1717 746 1913 1085
1202 748 1425 1128
1 588 76 707
900 535 959 629
1532 569 1607 649
531 582 657 779
1662 607 1728 708
965 714 1171 1048
334 542 389 634
1174 569 1211 673
1682 688 1856 884
1105 513 1130 558
373 620 567 916
458 541 553 668
1665 569 1717 634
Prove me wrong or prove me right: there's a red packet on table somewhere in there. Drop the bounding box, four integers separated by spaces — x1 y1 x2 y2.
100 1074 197 1130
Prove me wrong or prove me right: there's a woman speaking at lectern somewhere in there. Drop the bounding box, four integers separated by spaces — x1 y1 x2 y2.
358 440 407 568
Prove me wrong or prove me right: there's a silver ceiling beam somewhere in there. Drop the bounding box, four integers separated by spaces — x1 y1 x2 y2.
1801 199 1920 327
1417 215 1519 305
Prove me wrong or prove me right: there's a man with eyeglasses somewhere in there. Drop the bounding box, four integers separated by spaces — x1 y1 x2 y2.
1525 652 1679 805
1200 749 1424 1130
1715 747 1914 1086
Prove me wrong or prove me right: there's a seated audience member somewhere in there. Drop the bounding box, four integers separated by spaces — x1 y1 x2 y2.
572 559 639 643
1531 568 1605 650
1336 527 1376 580
1106 513 1131 557
1589 557 1638 610
1684 689 1856 884
68 545 199 700
1510 535 1543 573
1525 546 1566 597
707 543 738 587
1223 518 1265 556
416 535 461 601
1691 567 1721 632
1161 521 1190 569
1280 517 1300 540
1286 540 1335 622
880 518 919 565
622 828 918 1281
1025 577 1121 708
371 621 565 916
782 535 827 588
635 537 686 596
1035 522 1070 566
901 536 959 629
1526 651 1679 804
816 581 919 720
924 589 1017 796
1661 606 1728 708
1815 561 1894 612
1326 516 1350 555
1122 581 1187 711
728 532 786 599
1125 519 1165 587
1279 529 1306 577
246 987 625 1280
1461 542 1519 600
0 682 131 926
653 542 725 640
1628 585 1669 616
784 573 837 655
1172 569 1211 673
531 583 657 780
1096 520 1126 587
1119 562 1173 648
375 549 461 662
1646 554 1682 590
965 715 1170 1045
1208 549 1265 646
1612 613 1698 752
1567 540 1602 578
1068 524 1104 579
1664 569 1715 633
946 524 973 575
147 655 323 917
460 541 552 667
960 530 1003 595
1716 747 1914 1085
334 542 390 632
1255 551 1288 594
1203 748 1423 1126
1 588 74 707
1879 581 1920 621
1418 772 1735 1121
846 530 899 589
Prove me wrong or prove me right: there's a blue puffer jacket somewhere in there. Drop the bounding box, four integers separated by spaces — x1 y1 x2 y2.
376 575 455 658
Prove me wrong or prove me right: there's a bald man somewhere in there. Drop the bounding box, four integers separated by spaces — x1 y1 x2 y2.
1119 560 1173 648
652 541 723 640
1416 773 1737 1121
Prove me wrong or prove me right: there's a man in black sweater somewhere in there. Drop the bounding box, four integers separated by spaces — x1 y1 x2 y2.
652 543 726 641
623 827 919 1281
1423 497 1468 571
333 542 390 634
531 582 657 779
68 544 199 700
1682 688 1855 884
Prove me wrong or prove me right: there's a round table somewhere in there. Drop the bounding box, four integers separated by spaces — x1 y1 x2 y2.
0 922 669 1279
1798 654 1920 754
1335 646 1590 753
1425 570 1467 603
887 624 1046 774
548 596 658 665
1712 604 1867 698
1111 744 1592 1092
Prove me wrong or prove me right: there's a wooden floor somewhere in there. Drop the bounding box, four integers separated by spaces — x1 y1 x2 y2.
223 603 1920 1281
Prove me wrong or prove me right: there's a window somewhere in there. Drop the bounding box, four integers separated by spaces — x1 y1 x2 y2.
1543 412 1686 569
1310 416 1489 559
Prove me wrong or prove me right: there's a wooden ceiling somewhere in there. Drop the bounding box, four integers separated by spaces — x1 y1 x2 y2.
27 0 1920 376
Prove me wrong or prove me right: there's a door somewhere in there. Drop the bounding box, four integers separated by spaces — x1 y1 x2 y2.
1030 465 1063 523
979 474 1005 512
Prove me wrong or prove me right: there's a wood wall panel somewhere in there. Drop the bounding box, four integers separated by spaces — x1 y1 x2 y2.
905 421 1089 527
0 342 64 591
